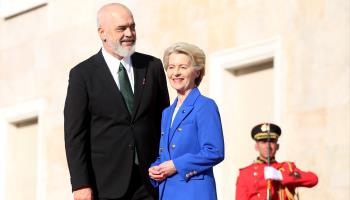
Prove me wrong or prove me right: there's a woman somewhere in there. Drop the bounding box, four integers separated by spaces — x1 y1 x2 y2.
149 42 225 200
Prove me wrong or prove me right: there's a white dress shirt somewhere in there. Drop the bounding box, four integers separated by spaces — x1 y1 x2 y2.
171 107 179 127
102 47 135 93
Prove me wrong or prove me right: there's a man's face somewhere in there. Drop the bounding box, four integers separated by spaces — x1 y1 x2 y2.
99 8 136 58
255 140 279 160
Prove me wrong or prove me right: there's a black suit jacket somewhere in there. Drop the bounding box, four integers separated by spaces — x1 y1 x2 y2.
64 50 169 198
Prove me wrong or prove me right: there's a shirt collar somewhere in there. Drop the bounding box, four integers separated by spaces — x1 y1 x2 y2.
102 47 132 72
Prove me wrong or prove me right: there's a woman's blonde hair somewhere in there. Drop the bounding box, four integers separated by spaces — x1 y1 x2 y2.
163 42 206 86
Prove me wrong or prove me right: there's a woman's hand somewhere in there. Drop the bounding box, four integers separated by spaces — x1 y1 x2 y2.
149 165 166 182
149 160 177 182
158 160 177 178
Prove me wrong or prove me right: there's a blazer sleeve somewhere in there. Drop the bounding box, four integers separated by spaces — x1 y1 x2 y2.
64 67 91 191
149 152 161 187
172 99 225 180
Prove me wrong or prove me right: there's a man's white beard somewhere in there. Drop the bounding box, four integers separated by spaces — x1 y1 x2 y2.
108 40 135 58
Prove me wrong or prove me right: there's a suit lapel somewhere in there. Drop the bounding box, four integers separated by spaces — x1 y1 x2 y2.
168 105 194 143
166 101 176 144
162 107 174 158
93 50 131 117
131 53 147 120
94 50 119 90
168 88 201 143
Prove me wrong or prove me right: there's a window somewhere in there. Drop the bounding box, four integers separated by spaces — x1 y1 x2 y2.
0 99 45 200
6 116 38 200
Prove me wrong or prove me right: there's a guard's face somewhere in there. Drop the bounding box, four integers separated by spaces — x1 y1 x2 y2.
255 140 279 160
167 53 199 95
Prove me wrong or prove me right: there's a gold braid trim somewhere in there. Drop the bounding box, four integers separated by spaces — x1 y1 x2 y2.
277 186 295 200
284 187 295 200
287 162 293 172
278 185 284 199
278 162 297 200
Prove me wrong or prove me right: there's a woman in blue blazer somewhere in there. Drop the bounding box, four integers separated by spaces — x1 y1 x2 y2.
149 42 225 200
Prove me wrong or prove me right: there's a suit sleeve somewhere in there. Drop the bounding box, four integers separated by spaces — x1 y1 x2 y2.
172 99 225 180
236 170 249 200
64 67 91 191
280 162 318 188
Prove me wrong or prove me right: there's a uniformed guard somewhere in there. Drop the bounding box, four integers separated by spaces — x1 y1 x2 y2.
235 123 318 200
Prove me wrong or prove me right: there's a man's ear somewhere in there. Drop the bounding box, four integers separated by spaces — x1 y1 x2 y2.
98 27 106 42
276 143 280 150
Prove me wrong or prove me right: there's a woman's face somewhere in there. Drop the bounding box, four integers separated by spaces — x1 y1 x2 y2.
166 53 199 95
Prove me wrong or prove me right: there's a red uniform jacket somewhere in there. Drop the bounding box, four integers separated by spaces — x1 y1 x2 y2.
235 159 318 200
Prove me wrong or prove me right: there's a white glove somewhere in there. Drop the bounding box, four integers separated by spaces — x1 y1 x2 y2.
264 166 283 181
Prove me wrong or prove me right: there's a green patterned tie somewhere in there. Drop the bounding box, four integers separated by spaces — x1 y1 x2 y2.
118 62 134 114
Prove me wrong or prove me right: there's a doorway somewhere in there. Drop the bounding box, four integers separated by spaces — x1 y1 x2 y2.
209 38 284 199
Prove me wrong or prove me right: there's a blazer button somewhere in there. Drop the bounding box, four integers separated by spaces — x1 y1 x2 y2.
171 144 176 149
161 131 164 136
159 147 163 153
177 127 182 132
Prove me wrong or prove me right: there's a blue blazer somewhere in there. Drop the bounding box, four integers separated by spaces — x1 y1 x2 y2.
151 87 225 200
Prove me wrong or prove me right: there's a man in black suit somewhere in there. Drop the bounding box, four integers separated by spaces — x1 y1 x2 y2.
64 3 169 200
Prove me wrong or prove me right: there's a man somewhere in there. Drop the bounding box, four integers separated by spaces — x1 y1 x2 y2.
64 3 169 200
235 123 318 200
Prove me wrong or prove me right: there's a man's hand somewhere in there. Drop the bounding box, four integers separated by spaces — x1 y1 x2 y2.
74 187 93 200
264 166 283 181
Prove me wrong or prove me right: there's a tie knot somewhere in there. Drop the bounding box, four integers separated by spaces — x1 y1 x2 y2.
119 63 125 72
